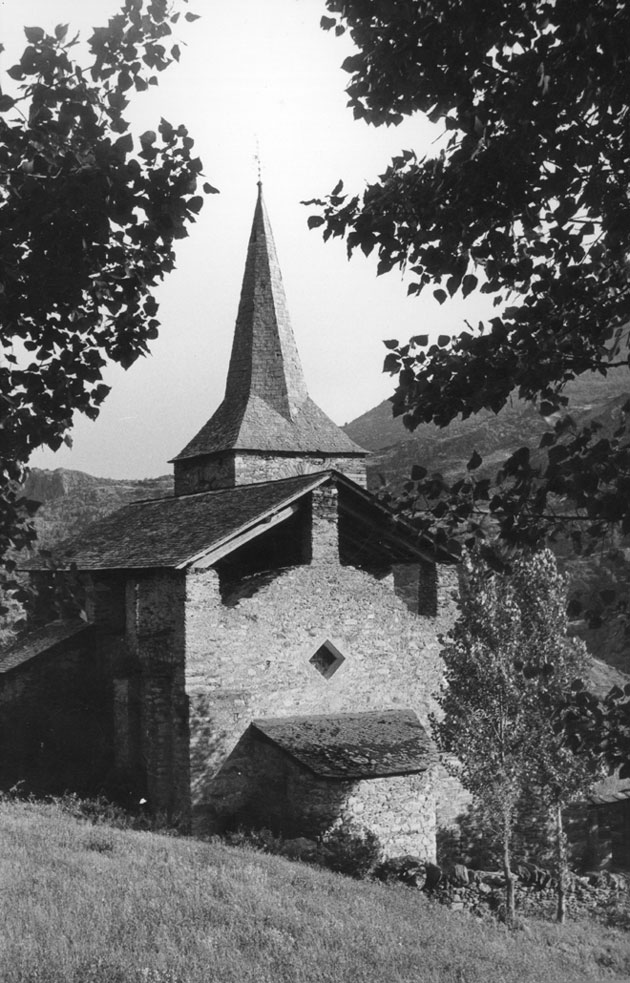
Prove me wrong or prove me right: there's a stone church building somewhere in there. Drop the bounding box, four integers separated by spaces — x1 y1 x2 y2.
1 185 460 860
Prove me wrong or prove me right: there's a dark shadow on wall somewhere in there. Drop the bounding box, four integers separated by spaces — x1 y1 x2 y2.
196 726 350 839
0 645 114 798
216 510 311 606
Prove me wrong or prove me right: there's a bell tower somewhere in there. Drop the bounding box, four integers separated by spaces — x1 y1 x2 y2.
172 184 367 494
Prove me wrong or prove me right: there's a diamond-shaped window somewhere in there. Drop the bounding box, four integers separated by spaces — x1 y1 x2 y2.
309 640 345 680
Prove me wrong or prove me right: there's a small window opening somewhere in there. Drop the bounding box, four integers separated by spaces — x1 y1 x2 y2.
309 640 345 680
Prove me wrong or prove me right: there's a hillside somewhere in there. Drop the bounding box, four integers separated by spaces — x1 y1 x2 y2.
23 468 173 548
2 796 630 983
344 366 630 487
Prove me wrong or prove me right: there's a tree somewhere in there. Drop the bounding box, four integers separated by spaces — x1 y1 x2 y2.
309 1 630 557
0 0 214 603
508 552 605 923
432 549 603 925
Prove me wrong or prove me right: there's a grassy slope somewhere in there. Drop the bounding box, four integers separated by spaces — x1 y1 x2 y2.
2 801 630 983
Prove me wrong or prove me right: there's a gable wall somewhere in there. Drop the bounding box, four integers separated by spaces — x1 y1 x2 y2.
184 505 461 830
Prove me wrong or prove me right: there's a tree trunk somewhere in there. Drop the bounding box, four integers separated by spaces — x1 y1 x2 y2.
502 811 515 927
556 799 567 924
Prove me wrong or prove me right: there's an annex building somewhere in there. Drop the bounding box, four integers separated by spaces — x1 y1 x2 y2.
1 185 462 859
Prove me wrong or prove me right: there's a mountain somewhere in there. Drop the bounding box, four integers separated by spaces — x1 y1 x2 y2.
343 366 630 488
23 469 173 549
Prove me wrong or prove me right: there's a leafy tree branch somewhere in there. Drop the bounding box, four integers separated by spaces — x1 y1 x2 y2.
0 0 214 605
310 0 630 552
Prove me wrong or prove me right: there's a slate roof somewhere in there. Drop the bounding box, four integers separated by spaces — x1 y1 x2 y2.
251 709 435 779
172 184 365 462
25 472 327 572
0 620 91 675
22 469 456 572
174 394 366 459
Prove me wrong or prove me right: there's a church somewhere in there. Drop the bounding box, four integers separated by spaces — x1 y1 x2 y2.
0 185 460 860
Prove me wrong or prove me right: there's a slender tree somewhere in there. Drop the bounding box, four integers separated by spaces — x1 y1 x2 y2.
508 552 604 923
433 549 603 925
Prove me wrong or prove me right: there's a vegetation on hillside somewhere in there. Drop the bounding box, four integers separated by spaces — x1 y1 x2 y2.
24 469 173 549
2 796 630 983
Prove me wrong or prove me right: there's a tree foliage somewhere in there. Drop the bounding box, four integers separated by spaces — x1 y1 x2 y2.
311 0 630 554
0 0 212 599
432 549 603 923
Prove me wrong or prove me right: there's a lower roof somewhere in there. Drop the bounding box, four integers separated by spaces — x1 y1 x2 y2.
251 709 435 779
0 620 91 675
24 472 327 572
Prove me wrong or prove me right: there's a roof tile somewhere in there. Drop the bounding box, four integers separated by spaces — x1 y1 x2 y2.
0 620 91 674
252 709 435 778
23 472 328 571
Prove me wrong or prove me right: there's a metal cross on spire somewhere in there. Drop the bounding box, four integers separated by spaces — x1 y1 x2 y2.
254 136 262 186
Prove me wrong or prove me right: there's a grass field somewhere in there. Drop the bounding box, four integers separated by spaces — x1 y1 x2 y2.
2 798 630 983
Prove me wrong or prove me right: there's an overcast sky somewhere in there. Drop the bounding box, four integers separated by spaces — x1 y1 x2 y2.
2 0 491 478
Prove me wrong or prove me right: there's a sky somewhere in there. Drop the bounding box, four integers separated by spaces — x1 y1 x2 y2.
2 0 492 479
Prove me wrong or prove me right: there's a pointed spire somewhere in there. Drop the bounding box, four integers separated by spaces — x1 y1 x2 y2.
223 182 308 421
171 185 367 493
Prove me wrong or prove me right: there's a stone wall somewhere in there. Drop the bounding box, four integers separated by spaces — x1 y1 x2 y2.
174 451 366 495
232 453 367 490
418 861 630 927
0 632 113 796
184 486 463 830
123 570 190 821
84 572 126 633
581 799 630 871
211 728 436 860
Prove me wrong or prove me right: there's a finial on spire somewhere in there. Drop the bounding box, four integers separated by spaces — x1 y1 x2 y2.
254 135 262 188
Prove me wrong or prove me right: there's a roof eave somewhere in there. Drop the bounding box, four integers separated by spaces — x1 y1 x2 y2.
174 471 330 568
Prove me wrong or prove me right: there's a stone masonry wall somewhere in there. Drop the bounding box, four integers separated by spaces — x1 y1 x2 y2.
337 771 436 861
211 729 436 860
174 452 366 495
184 486 463 831
232 453 367 489
174 455 236 495
124 570 190 821
0 635 113 796
84 572 126 633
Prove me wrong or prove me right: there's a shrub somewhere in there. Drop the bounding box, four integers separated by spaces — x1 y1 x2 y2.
319 824 382 879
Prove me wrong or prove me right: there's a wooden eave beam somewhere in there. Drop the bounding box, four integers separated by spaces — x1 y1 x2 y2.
339 501 434 563
180 503 300 570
